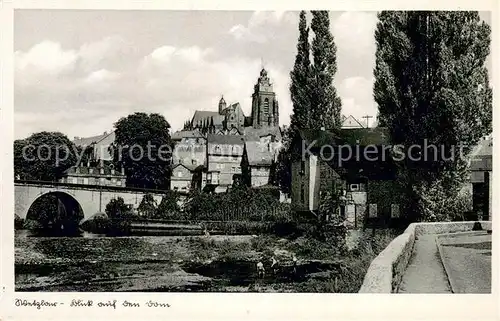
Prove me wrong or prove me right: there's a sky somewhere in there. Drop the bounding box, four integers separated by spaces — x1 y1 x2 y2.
14 10 492 140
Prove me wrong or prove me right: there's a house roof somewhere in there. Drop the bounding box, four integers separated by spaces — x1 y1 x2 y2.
298 127 390 147
207 134 245 145
73 131 115 147
473 138 493 157
297 127 396 180
341 115 364 128
243 126 282 141
172 163 205 172
192 110 224 127
64 165 125 177
245 141 273 166
171 130 205 141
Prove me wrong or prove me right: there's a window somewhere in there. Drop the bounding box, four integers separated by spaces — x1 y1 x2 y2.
192 159 197 165
174 187 179 191
215 145 221 153
263 98 269 115
77 178 84 184
369 204 378 218
391 204 400 218
300 160 306 175
300 184 305 203
349 184 359 191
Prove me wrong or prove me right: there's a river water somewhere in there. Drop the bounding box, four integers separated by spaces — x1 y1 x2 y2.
15 231 340 292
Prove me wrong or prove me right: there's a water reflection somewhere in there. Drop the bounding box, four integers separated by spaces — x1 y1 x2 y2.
15 229 105 238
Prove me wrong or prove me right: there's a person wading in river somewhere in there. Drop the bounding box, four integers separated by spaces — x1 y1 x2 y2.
271 256 278 275
256 260 265 279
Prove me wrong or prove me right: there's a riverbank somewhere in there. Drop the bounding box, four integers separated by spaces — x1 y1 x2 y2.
15 230 399 292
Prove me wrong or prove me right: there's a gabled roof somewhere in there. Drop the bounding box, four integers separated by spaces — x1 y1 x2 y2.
171 130 205 141
73 131 115 147
245 141 273 166
192 110 224 127
172 163 205 172
297 127 396 180
243 126 282 141
341 115 364 129
207 134 245 145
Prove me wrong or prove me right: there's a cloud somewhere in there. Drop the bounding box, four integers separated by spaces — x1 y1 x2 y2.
336 76 378 125
15 38 293 139
333 11 378 58
15 41 77 74
84 69 120 83
228 11 298 43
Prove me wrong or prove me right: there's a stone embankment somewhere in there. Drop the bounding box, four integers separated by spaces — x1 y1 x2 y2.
358 221 492 293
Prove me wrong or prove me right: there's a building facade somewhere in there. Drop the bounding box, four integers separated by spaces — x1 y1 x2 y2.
59 163 126 187
291 128 399 228
172 68 283 193
470 136 492 220
73 131 115 162
206 134 245 192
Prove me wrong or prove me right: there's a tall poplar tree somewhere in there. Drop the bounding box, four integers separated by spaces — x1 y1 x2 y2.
374 11 492 219
310 11 342 129
290 10 312 130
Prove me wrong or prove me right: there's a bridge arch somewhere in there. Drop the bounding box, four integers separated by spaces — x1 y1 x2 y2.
25 191 85 235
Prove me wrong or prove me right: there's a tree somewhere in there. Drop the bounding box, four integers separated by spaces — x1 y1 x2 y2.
374 11 492 220
14 132 79 181
137 193 157 218
105 197 134 235
105 197 131 219
156 191 181 219
274 127 293 195
111 112 173 189
310 11 342 129
290 10 313 131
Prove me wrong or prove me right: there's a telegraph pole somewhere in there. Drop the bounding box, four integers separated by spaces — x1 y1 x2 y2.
362 115 373 128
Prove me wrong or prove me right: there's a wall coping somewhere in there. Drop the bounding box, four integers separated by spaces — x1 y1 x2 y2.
358 221 492 293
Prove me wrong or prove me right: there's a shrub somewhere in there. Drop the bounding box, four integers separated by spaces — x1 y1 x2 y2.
105 197 134 236
183 186 292 223
418 179 473 222
137 193 157 218
155 191 182 219
15 214 24 230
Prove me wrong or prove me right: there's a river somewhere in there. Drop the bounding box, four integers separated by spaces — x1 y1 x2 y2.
15 230 344 292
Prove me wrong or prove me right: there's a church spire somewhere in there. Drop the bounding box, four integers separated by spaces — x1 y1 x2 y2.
218 95 227 114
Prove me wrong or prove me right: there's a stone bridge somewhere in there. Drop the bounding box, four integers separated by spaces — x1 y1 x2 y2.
15 180 185 221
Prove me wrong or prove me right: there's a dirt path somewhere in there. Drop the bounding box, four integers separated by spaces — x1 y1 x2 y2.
398 235 452 293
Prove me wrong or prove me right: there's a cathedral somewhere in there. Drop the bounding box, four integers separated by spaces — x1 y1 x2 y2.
184 67 280 134
171 68 283 193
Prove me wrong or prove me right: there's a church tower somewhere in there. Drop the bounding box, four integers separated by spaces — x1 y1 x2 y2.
251 68 279 128
218 95 227 114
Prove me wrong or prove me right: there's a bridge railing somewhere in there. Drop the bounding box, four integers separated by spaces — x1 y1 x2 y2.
14 179 189 196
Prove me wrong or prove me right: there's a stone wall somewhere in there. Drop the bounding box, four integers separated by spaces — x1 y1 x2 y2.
358 221 492 293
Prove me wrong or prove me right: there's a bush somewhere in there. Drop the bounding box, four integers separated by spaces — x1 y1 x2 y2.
418 179 473 222
183 186 292 223
137 193 157 218
155 191 182 219
15 214 24 230
105 197 134 236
